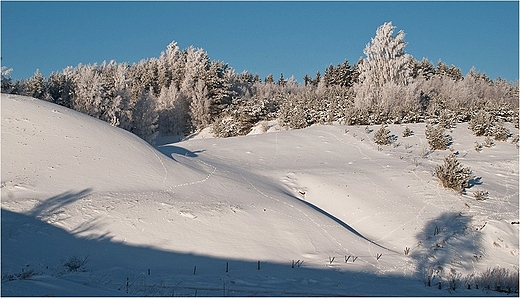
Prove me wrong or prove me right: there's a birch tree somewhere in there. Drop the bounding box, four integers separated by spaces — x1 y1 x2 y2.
354 22 412 109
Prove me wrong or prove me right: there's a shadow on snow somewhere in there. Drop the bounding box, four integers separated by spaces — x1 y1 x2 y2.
2 190 492 297
156 144 206 160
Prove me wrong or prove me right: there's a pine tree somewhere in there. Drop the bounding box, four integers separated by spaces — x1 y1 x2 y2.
435 154 474 193
303 74 312 86
24 69 47 99
47 70 74 108
410 58 435 81
264 74 274 84
1 66 15 93
323 60 354 88
277 73 286 86
436 60 463 81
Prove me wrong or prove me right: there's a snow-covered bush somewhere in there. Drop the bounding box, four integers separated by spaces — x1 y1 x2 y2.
212 114 253 137
2 267 36 281
492 122 510 141
472 266 519 293
278 94 309 129
402 126 414 137
435 154 474 193
373 125 395 145
468 110 511 141
425 123 452 150
474 141 483 152
62 255 89 272
468 111 494 137
473 190 489 201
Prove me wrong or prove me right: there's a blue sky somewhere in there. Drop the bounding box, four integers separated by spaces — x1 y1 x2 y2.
2 1 519 83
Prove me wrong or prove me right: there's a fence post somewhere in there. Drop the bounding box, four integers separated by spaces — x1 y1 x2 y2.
226 262 229 273
257 261 260 270
193 266 197 275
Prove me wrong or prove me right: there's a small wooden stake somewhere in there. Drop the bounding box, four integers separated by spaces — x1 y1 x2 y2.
226 262 229 273
193 266 197 275
257 261 260 270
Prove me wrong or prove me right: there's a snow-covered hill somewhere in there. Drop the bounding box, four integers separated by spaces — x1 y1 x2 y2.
2 94 518 296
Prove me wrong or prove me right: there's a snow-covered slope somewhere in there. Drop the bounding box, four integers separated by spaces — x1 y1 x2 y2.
2 94 518 296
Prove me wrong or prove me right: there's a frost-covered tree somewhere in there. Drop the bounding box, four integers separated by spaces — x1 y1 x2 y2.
72 64 104 118
131 88 158 143
303 74 312 86
1 66 26 94
409 58 435 81
204 60 234 118
46 69 74 108
1 66 15 93
277 73 286 87
323 60 355 88
435 154 474 193
161 41 186 89
157 84 190 135
264 74 274 84
189 79 211 131
436 60 463 81
354 22 412 109
178 46 214 131
278 92 309 129
24 69 47 99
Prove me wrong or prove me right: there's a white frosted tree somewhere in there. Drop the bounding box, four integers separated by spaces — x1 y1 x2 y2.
24 69 47 99
354 22 412 110
72 64 104 118
132 88 158 143
46 69 74 108
189 79 211 131
157 84 190 135
164 41 186 88
181 46 212 131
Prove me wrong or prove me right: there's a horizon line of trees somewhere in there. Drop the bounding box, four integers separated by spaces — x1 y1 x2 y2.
2 22 518 143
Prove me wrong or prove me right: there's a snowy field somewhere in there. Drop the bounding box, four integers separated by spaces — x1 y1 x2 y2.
1 94 518 296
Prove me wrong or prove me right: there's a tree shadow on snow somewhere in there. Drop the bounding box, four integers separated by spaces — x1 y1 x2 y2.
467 176 483 188
156 144 205 159
411 212 482 288
2 207 453 297
27 188 93 219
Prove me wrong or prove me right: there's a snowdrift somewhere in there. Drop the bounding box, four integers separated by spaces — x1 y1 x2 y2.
2 94 518 296
1 94 206 198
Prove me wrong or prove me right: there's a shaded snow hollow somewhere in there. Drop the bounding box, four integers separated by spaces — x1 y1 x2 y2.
1 94 518 296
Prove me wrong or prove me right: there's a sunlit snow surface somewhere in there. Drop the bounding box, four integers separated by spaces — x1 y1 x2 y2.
2 94 518 296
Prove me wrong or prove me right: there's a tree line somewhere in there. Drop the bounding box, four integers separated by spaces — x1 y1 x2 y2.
2 22 518 142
